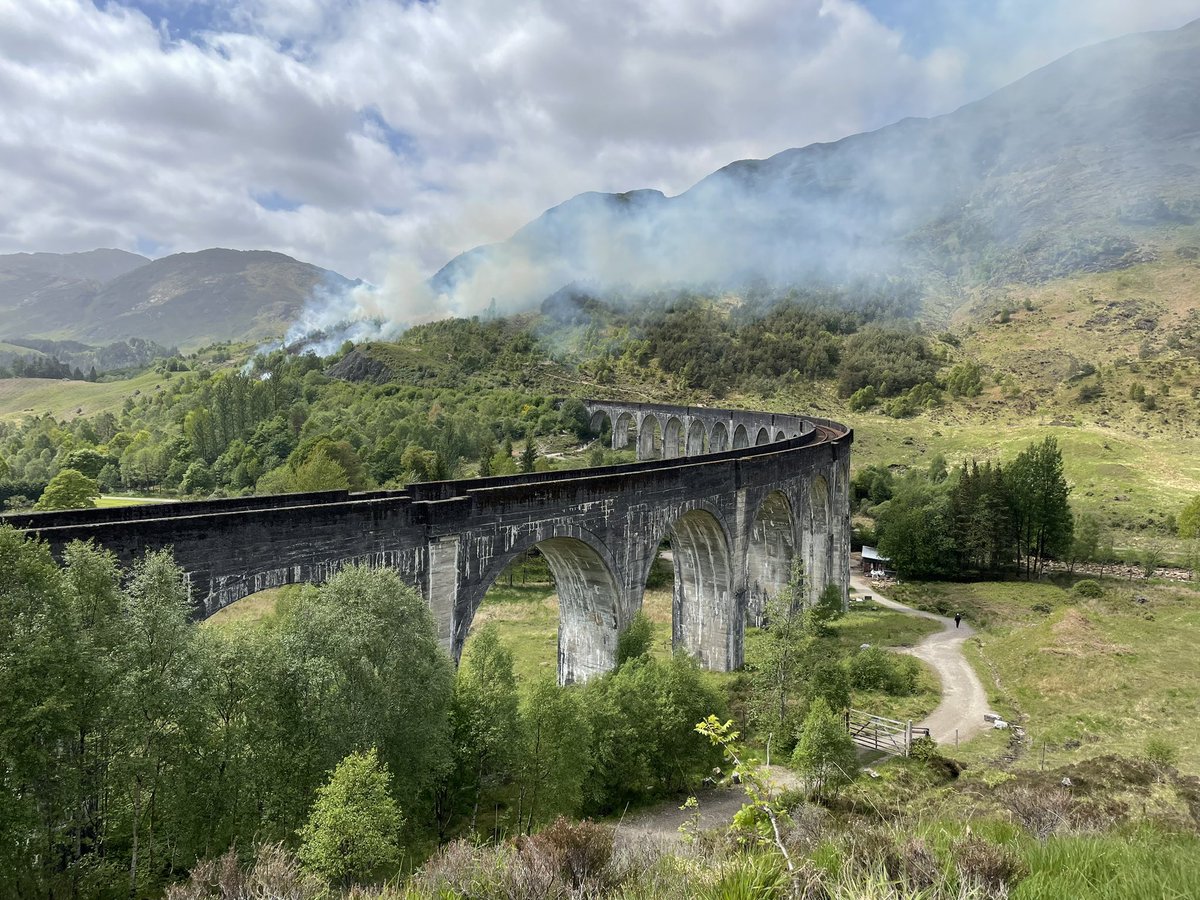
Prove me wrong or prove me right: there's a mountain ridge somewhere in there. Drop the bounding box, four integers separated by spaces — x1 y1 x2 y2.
433 18 1200 315
0 247 355 349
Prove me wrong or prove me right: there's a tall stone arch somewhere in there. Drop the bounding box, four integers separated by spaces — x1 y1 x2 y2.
461 529 623 684
710 421 729 452
686 420 706 456
745 490 797 627
638 414 662 460
667 507 737 670
613 412 636 450
733 424 750 449
663 416 686 459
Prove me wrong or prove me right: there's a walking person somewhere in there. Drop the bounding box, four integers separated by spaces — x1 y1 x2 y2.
954 612 962 629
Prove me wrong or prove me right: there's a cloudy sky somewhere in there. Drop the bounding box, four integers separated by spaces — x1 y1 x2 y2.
0 0 1196 287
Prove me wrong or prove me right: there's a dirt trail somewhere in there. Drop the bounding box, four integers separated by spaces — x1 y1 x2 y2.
851 575 990 747
620 578 991 840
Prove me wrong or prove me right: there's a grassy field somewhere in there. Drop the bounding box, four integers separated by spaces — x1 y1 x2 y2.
202 585 295 629
0 371 167 422
891 577 1200 773
94 494 178 508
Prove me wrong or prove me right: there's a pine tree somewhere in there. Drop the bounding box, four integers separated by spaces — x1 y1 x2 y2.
519 438 537 473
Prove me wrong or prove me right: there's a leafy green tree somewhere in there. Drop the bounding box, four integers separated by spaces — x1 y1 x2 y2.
290 446 352 492
947 460 1011 575
791 697 857 802
257 446 350 494
808 659 850 714
0 527 73 889
455 626 521 832
515 679 592 832
944 361 983 397
181 460 216 495
584 654 724 811
34 467 100 510
558 398 590 439
928 452 948 483
117 550 199 897
877 476 954 579
298 748 402 886
61 447 115 478
266 565 454 829
1071 511 1103 571
805 582 845 636
1179 495 1200 540
847 385 876 412
751 559 811 738
616 610 655 664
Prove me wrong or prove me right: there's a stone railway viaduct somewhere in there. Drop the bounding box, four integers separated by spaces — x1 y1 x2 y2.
5 400 852 684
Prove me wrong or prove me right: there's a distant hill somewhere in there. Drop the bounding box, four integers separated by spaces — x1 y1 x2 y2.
434 19 1200 316
0 248 356 348
0 249 151 338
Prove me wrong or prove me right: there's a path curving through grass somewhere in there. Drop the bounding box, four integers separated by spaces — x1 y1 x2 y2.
851 574 990 747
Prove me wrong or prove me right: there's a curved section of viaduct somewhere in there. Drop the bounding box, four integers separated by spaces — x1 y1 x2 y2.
5 400 852 685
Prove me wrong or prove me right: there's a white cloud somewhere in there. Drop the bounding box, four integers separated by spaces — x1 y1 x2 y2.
0 0 1194 315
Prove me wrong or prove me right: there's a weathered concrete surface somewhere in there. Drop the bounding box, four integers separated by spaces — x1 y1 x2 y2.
6 400 852 684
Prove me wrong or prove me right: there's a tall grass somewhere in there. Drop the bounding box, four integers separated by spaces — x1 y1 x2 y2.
1014 828 1200 899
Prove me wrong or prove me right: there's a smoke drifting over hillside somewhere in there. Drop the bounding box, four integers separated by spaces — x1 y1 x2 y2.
284 15 1200 346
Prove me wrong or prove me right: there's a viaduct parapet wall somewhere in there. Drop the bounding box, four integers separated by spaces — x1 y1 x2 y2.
5 400 852 684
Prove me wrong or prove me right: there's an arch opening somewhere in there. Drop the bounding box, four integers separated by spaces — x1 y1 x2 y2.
710 421 729 452
754 426 771 446
663 416 686 459
686 420 706 456
746 491 796 628
468 537 622 685
668 509 736 670
613 412 636 450
732 424 750 449
775 430 787 442
588 410 613 447
638 415 662 460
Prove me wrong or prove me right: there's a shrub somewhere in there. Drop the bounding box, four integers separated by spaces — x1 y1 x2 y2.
695 854 789 900
908 735 939 762
1072 579 1103 598
298 748 402 885
847 647 916 695
953 835 1027 893
519 817 615 892
1144 736 1179 773
1000 784 1073 839
616 611 654 663
792 698 858 801
165 844 323 900
848 385 877 412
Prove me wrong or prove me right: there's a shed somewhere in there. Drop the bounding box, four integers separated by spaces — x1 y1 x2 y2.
861 545 892 577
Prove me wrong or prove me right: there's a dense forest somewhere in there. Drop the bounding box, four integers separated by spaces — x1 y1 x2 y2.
861 438 1077 580
0 523 929 897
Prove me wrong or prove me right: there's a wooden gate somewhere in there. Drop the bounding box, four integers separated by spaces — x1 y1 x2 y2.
846 709 929 757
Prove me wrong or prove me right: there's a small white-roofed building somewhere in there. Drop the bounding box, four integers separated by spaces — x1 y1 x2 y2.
861 545 892 578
